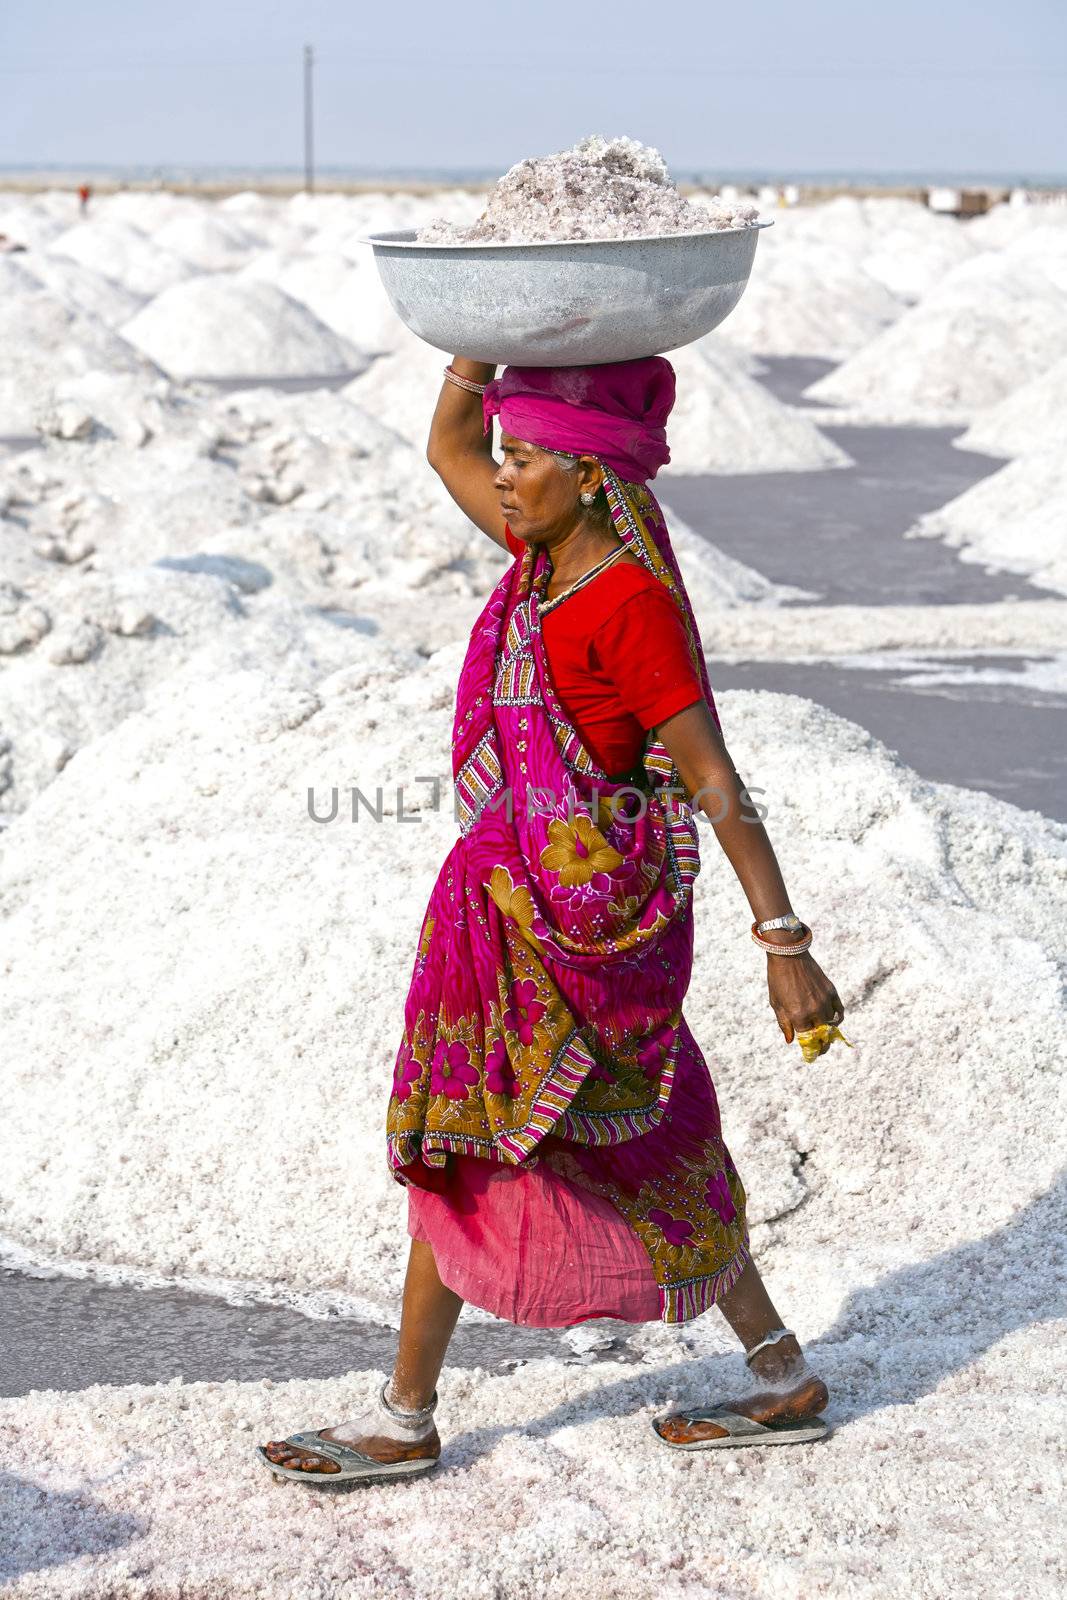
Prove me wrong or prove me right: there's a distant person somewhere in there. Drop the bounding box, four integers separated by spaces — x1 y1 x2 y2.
257 355 848 1486
78 183 91 215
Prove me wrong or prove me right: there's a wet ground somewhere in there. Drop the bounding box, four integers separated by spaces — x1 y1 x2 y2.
4 354 1065 1398
707 654 1067 822
662 357 1051 606
0 1268 629 1398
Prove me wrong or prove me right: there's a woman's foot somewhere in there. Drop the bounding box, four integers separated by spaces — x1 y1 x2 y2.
654 1334 829 1446
260 1384 441 1476
260 1422 441 1475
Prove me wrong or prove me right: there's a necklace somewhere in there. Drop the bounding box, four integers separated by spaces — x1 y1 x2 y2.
540 544 629 615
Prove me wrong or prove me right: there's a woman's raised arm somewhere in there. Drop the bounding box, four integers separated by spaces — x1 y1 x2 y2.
426 357 509 548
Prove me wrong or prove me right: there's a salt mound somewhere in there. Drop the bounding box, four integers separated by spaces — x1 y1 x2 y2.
0 289 158 435
0 379 518 814
120 279 370 379
151 210 263 271
1000 222 1067 294
956 354 1067 459
804 253 1067 423
218 189 277 217
665 341 853 473
0 562 400 816
417 134 759 244
720 197 973 357
0 664 1063 1327
343 335 844 479
0 255 40 296
856 201 977 303
965 198 1067 250
906 446 1067 595
0 196 72 250
16 251 144 327
338 369 809 605
723 232 902 359
0 250 143 330
343 338 464 443
238 248 401 353
47 218 194 298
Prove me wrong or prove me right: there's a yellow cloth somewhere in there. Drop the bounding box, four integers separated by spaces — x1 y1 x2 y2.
794 1023 854 1063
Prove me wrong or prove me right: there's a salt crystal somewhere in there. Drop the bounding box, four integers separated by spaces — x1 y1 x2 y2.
417 135 760 245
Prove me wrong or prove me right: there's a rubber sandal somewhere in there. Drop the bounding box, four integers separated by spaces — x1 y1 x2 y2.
255 1429 440 1486
651 1404 831 1450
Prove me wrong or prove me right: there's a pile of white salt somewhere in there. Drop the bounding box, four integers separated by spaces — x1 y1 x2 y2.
417 134 760 244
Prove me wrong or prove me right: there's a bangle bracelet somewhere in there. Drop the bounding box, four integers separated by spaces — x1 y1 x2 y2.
443 365 489 396
751 920 812 956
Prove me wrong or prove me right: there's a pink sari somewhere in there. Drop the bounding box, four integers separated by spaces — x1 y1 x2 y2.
386 464 750 1323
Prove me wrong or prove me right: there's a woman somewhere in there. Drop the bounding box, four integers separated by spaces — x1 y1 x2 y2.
258 354 846 1484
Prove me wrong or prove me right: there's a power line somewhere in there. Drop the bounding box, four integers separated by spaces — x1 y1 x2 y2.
0 57 1064 78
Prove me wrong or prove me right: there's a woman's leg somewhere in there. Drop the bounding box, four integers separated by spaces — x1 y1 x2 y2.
390 1237 466 1407
655 1253 829 1444
261 1239 464 1473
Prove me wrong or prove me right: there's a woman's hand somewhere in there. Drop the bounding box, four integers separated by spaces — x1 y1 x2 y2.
765 948 844 1056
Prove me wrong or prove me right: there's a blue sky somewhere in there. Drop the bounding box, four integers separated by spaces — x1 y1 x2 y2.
2 0 1064 177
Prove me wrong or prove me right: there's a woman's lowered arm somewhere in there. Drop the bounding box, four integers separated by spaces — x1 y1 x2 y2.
652 698 844 1050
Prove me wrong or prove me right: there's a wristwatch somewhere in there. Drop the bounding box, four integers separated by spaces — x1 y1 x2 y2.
756 913 804 934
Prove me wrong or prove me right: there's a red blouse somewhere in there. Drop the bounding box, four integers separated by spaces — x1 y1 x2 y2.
504 526 703 778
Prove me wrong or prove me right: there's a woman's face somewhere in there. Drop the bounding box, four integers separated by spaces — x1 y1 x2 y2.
493 433 599 541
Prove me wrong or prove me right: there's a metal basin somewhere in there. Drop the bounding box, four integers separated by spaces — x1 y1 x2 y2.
360 223 773 367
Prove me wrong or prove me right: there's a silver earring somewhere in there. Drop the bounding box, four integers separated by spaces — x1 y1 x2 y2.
580 492 596 506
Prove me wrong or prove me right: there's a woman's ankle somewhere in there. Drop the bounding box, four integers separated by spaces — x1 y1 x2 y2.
384 1375 438 1419
747 1334 809 1386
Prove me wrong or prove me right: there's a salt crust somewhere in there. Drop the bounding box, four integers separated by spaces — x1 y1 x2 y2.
416 135 761 244
0 1337 1064 1599
0 379 784 819
702 597 1067 658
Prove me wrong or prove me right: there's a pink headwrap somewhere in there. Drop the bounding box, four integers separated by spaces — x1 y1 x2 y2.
482 357 675 483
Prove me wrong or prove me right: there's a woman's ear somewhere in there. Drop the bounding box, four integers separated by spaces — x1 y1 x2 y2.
576 456 604 499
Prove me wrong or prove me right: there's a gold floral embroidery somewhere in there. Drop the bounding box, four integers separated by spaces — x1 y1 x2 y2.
539 815 623 887
487 865 545 955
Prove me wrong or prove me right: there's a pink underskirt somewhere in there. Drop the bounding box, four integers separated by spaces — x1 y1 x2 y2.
406 1152 663 1327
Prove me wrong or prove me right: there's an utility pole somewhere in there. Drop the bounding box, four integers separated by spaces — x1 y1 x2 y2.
303 43 315 194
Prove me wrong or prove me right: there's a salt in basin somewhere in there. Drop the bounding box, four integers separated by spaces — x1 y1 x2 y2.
360 223 773 367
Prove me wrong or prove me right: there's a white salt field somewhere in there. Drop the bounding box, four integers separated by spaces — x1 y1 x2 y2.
1 182 1065 1600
